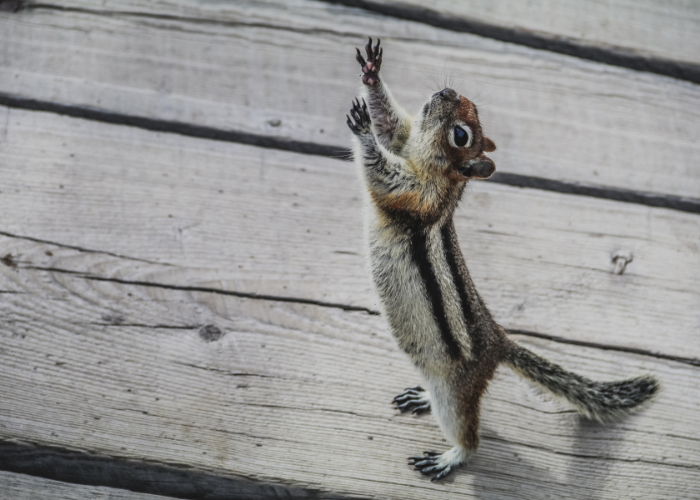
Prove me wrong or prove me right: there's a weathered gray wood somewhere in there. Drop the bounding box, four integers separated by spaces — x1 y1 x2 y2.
359 0 700 66
0 471 176 500
2 0 700 198
0 108 698 498
0 2 697 498
0 237 698 499
1 107 698 359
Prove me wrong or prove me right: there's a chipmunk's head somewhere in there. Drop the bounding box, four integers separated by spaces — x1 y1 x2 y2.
413 88 496 182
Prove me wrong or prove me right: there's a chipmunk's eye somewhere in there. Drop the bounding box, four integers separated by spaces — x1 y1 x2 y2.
453 126 471 148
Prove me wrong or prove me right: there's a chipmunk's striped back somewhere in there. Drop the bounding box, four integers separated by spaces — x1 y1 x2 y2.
371 219 469 367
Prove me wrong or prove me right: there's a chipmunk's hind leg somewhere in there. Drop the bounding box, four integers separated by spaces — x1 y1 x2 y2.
408 359 496 481
393 385 431 414
408 406 479 481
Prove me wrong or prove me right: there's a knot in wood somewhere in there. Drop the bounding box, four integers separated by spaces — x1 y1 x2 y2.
199 324 224 342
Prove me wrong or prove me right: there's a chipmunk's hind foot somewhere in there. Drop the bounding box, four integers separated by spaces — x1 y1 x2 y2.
393 385 431 414
346 98 371 135
408 446 471 481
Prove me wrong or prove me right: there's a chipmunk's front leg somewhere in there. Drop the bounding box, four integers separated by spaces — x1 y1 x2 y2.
347 98 411 192
355 38 412 156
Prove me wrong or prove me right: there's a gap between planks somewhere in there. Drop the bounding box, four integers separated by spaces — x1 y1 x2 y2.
10 259 700 369
1 106 698 359
1 96 698 216
319 0 700 84
2 0 700 198
16 0 700 83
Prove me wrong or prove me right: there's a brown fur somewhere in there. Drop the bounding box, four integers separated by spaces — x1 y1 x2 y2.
482 136 496 153
433 96 497 183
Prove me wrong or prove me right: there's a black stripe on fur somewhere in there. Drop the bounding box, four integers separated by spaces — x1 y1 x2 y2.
440 223 490 360
410 229 461 360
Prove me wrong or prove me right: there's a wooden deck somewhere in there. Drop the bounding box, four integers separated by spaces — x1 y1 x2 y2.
0 1 699 498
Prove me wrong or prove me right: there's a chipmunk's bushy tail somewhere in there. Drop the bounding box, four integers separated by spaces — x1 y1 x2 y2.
504 341 659 421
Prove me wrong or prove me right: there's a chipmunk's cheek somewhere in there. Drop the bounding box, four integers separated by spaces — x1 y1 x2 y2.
457 158 496 179
476 160 496 178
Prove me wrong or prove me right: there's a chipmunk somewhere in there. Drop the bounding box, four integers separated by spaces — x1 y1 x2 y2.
347 38 659 481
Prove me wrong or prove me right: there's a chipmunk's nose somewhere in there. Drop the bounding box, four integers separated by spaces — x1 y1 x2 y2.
439 88 458 100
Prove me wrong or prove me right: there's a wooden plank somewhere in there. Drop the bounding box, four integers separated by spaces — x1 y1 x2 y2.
339 0 700 67
0 471 177 500
1 107 698 359
1 0 700 198
0 240 698 499
0 450 330 500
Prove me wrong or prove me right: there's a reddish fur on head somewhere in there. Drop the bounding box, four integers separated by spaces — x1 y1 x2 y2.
482 136 496 153
443 96 496 181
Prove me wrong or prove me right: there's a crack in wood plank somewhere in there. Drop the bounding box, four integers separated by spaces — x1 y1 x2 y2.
23 265 382 315
173 362 284 379
87 323 200 329
16 263 700 369
0 229 169 266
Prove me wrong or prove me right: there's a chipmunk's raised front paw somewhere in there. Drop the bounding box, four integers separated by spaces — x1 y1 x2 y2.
393 385 431 414
408 447 470 482
355 37 382 86
346 98 371 135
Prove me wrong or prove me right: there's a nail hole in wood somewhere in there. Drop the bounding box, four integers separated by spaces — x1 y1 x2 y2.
611 250 633 275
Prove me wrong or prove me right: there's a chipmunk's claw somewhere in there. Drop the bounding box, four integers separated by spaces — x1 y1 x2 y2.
393 385 431 414
408 447 470 481
347 98 371 135
355 47 366 69
356 36 382 86
408 452 453 480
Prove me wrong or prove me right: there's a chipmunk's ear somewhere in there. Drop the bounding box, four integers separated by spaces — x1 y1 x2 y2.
455 155 496 180
482 136 496 153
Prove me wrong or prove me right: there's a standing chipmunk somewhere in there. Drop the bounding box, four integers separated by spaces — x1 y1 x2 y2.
347 38 659 481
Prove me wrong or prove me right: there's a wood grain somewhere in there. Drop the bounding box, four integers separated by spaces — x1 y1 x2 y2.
0 236 698 499
1 107 698 359
338 0 700 67
0 471 177 500
1 0 699 198
1 2 698 497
